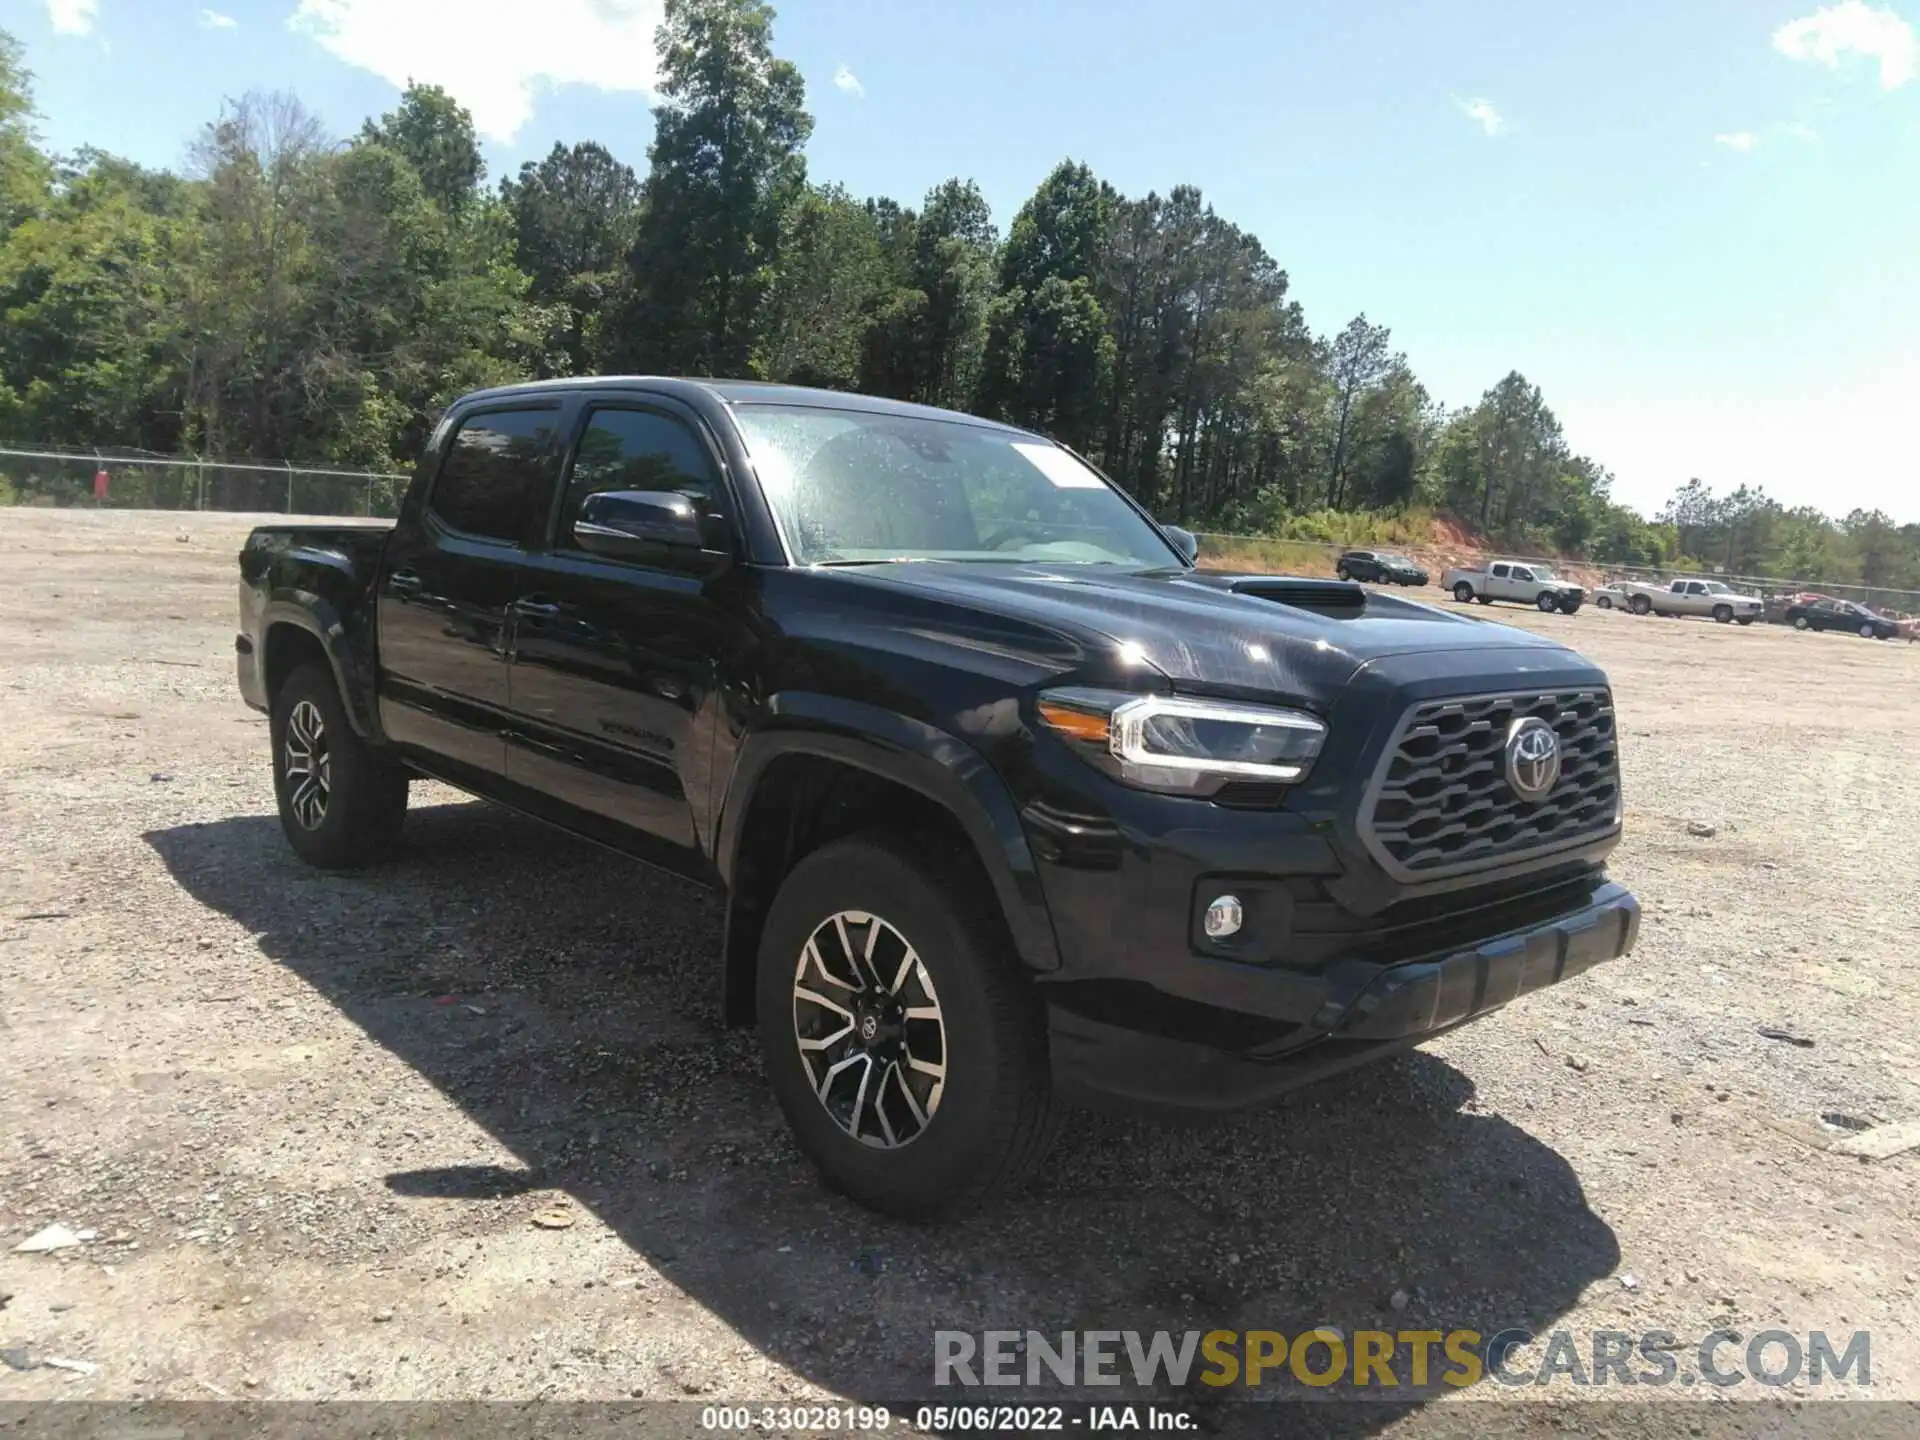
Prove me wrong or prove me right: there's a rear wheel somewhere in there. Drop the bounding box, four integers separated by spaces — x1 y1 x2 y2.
1736 616 1755 626
1630 594 1652 616
1558 596 1582 615
755 836 1056 1219
1861 624 1877 639
270 663 408 869
1596 595 1613 610
1713 605 1733 624
1453 581 1475 603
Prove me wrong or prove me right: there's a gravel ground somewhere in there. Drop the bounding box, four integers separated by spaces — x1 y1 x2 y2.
2 509 1918 1434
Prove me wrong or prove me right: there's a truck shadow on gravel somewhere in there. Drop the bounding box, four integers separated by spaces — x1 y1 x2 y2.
147 801 1619 1431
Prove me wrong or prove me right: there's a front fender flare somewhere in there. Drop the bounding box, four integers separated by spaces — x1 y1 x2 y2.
715 695 1061 975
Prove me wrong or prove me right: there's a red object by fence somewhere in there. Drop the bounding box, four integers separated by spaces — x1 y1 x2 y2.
93 467 109 501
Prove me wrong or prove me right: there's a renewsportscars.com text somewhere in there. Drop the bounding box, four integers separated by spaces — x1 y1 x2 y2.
933 1328 1871 1392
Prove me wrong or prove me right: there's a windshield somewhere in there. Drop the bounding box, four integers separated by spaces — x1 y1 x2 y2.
1379 553 1413 566
1701 581 1730 593
733 405 1183 568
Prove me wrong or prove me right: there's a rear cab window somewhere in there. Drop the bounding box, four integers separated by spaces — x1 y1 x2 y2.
428 407 561 545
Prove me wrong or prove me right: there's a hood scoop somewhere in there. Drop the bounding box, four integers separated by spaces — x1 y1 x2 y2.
1227 576 1368 615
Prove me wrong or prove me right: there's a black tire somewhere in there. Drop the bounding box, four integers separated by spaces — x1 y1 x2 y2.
1453 581 1475 603
1630 594 1652 616
1713 605 1733 624
1794 616 1810 630
1559 596 1582 615
1536 591 1558 613
755 835 1056 1219
1860 624 1876 639
269 662 408 870
1596 595 1613 610
1336 566 1351 582
1736 616 1755 626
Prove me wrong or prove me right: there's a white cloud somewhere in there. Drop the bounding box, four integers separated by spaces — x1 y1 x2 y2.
833 63 864 98
290 0 666 141
45 0 98 35
1452 96 1506 137
1782 120 1821 141
1714 131 1759 152
1773 2 1917 90
200 8 238 28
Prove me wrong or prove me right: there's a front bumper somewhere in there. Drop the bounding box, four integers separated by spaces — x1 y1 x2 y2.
1046 880 1638 1113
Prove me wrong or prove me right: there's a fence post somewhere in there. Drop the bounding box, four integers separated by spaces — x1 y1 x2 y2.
285 461 294 515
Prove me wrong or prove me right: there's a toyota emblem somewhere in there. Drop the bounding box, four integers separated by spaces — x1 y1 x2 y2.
1504 717 1561 802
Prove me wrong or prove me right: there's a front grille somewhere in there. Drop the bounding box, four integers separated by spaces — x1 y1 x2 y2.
1359 690 1619 879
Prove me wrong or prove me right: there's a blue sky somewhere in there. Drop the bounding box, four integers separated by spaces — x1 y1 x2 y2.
5 0 1916 522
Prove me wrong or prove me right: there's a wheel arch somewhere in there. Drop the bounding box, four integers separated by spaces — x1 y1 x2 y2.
715 700 1060 1028
259 599 379 739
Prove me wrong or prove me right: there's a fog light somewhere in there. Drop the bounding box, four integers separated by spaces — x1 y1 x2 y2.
1204 894 1244 939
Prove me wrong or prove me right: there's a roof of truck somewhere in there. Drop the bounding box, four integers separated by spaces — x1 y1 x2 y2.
458 376 1035 436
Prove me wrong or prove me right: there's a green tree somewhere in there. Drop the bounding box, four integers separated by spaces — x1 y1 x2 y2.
977 161 1115 450
0 30 50 231
501 141 643 373
608 0 812 375
760 183 885 388
360 84 483 215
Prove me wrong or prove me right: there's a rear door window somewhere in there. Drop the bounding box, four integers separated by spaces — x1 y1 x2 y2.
429 408 560 544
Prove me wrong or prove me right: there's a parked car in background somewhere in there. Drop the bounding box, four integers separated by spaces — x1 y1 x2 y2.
1593 580 1629 610
1785 596 1900 640
1614 578 1762 624
1442 560 1585 614
1335 549 1428 586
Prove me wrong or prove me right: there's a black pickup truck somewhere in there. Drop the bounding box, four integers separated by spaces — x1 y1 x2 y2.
236 378 1637 1218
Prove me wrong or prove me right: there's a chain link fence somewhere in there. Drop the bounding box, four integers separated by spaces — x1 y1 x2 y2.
0 446 408 518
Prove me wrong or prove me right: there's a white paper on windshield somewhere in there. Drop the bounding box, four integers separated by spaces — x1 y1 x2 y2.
1012 442 1106 489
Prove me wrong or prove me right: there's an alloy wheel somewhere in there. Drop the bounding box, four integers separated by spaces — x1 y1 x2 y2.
791 910 946 1149
283 699 331 830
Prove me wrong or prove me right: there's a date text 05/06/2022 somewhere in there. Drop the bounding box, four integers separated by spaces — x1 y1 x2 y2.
698 1405 1197 1433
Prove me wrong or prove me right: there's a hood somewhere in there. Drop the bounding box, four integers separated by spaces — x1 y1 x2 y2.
813 563 1584 699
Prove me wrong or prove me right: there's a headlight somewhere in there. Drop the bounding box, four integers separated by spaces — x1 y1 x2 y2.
1036 687 1326 796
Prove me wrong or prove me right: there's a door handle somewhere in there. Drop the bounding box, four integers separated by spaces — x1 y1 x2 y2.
511 596 564 618
388 569 423 595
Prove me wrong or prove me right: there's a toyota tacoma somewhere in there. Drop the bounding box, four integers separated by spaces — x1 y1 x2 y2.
235 378 1638 1218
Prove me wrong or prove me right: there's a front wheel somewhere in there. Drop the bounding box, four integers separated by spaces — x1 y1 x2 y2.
1861 624 1877 639
1536 592 1558 613
1713 605 1733 624
1596 595 1613 610
1794 616 1810 630
269 663 408 869
1453 582 1475 603
1336 567 1351 582
756 836 1056 1219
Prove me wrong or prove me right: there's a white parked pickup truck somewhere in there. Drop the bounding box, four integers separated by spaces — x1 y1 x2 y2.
1610 578 1762 624
1442 560 1585 615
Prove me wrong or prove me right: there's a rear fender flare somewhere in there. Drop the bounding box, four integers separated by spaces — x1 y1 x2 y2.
260 597 380 740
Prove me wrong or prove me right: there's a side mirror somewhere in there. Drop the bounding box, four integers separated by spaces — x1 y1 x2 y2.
573 490 710 561
1165 525 1199 564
